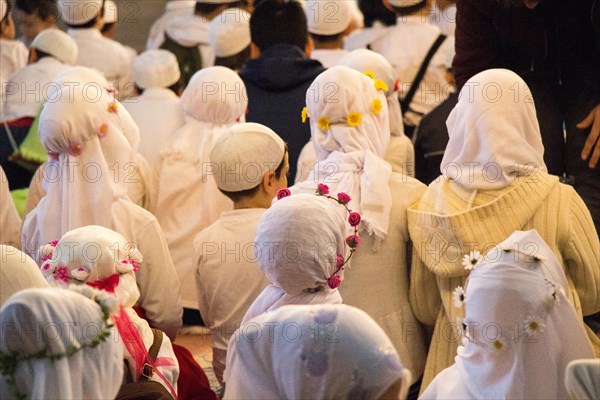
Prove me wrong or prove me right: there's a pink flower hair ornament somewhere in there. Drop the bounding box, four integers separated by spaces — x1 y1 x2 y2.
276 185 362 290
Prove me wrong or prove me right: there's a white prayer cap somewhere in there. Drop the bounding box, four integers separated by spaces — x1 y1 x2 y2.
58 0 103 25
387 0 426 7
210 122 286 192
208 8 251 58
304 0 352 36
133 49 181 89
31 28 79 65
0 0 7 21
103 0 117 24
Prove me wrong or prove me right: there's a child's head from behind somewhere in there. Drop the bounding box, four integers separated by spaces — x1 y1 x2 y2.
211 122 289 207
250 0 309 54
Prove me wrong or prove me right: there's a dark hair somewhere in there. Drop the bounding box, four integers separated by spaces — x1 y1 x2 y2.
495 0 527 8
32 48 52 60
101 21 114 34
135 78 184 96
310 31 345 44
195 1 244 18
15 0 58 20
250 0 308 52
214 45 251 71
219 146 288 203
359 0 396 27
391 0 428 17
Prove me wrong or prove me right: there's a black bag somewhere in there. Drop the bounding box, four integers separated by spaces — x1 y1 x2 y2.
160 33 203 87
116 329 174 400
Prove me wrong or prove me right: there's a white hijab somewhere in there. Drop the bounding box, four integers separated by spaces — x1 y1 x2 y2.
0 288 123 400
225 304 411 400
243 194 346 323
0 245 48 306
22 68 136 253
297 66 392 239
338 48 405 138
421 230 594 400
160 66 247 166
442 69 547 189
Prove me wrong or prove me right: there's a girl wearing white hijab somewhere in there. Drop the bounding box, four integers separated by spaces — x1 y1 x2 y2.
296 49 415 181
225 304 412 400
0 244 48 306
0 287 124 399
242 193 347 323
408 69 600 390
21 76 183 340
43 225 179 397
23 66 154 216
291 66 427 387
420 230 595 399
153 66 247 310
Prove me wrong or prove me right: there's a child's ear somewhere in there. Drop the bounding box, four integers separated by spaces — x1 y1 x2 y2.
305 36 314 57
250 42 261 59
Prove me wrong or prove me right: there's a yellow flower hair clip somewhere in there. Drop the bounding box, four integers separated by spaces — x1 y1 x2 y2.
318 116 331 131
363 70 376 80
301 106 308 124
374 79 389 92
371 98 383 115
347 112 362 127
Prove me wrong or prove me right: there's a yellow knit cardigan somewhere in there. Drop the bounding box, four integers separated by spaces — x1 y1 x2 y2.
407 172 600 392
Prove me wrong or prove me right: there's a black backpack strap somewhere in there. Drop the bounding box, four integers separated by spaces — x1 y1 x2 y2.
400 34 447 114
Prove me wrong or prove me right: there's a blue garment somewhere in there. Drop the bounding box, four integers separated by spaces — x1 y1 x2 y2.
240 44 325 182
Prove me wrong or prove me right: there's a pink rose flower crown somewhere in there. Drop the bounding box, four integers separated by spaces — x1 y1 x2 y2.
276 184 361 290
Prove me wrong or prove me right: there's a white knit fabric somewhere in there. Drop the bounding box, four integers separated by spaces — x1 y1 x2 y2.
565 359 600 400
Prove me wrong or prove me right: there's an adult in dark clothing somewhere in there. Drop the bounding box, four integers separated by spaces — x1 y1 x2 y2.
240 0 325 182
413 92 458 185
454 0 600 235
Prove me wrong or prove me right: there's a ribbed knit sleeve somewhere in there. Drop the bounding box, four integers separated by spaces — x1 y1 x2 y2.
409 251 442 327
564 187 600 316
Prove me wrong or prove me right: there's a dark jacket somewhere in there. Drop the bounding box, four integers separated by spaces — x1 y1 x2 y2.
240 44 325 182
454 0 600 97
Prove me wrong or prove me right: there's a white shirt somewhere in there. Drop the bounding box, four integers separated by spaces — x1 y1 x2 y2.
124 88 185 167
193 208 270 384
311 48 349 68
0 39 28 114
0 167 21 247
67 28 135 99
370 16 451 124
2 57 71 122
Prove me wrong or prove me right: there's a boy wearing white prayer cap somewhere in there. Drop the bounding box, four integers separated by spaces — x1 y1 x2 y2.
352 0 452 137
303 0 352 68
193 122 288 385
58 0 135 99
0 0 28 90
208 7 251 71
161 0 246 80
2 29 78 123
100 0 137 61
124 49 185 167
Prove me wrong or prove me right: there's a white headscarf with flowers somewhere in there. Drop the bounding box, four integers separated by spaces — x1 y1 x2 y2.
242 194 347 323
225 304 411 400
297 66 392 239
422 230 594 400
22 67 138 254
40 225 179 393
